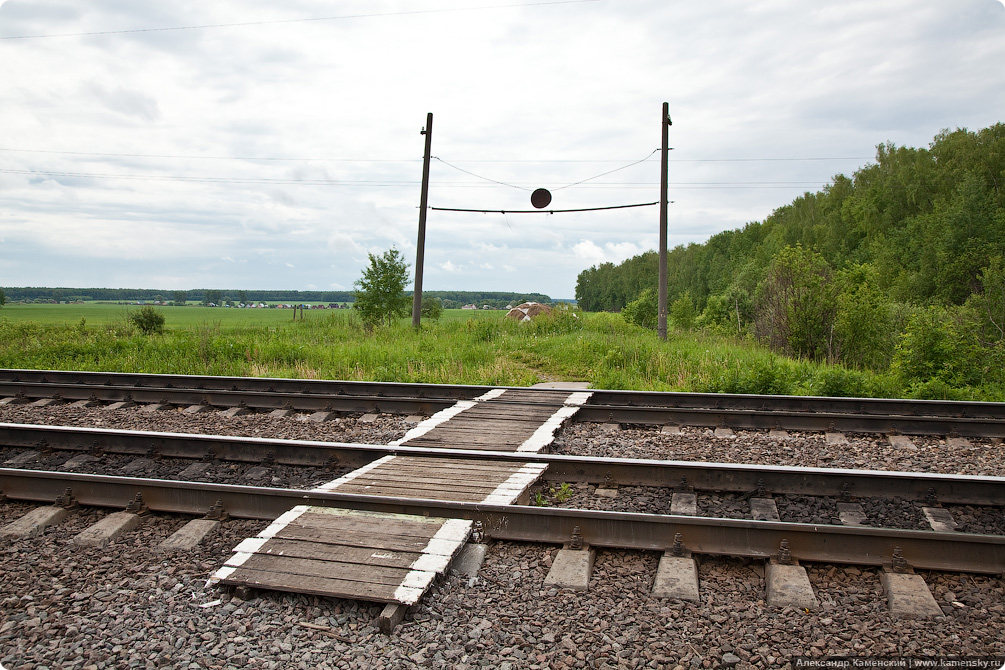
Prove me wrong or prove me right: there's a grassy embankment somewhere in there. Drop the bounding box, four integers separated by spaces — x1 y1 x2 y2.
0 302 987 400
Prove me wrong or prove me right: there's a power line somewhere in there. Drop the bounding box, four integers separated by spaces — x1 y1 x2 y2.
0 148 414 162
0 167 835 189
0 147 873 163
552 149 658 191
432 157 530 191
434 150 661 193
0 0 599 40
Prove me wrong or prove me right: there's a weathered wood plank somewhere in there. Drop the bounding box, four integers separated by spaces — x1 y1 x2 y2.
333 485 491 502
230 553 416 586
282 515 445 538
341 472 508 489
338 476 501 492
276 516 447 540
351 471 519 487
274 527 434 551
235 537 429 570
217 566 407 603
401 438 528 451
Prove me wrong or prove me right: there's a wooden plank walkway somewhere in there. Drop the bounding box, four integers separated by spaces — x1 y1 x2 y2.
211 506 470 605
211 386 593 623
311 455 548 505
392 387 592 452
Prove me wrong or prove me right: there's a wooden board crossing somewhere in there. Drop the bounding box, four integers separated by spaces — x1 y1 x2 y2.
213 386 592 614
393 388 592 452
312 455 548 504
211 507 471 605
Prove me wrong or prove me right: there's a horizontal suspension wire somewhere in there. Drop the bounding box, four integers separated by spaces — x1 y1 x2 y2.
430 201 659 214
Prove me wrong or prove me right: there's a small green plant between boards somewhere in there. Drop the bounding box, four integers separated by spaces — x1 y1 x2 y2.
531 482 574 506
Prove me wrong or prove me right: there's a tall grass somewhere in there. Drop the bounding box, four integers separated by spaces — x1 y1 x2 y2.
0 307 994 399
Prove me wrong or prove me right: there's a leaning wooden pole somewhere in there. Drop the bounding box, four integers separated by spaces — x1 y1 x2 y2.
411 112 434 329
658 102 671 341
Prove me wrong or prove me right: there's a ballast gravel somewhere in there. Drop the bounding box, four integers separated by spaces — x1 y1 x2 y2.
1 402 1004 668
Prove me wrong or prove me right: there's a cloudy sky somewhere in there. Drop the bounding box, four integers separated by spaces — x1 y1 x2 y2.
1 0 1003 299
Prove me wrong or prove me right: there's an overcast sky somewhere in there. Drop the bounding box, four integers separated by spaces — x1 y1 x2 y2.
1 0 1003 299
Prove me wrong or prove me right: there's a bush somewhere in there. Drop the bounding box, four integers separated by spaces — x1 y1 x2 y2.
812 367 870 398
128 305 165 334
698 357 795 395
420 296 444 322
669 292 696 330
622 288 657 330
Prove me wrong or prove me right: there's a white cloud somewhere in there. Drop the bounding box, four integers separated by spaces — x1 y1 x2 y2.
0 0 1003 296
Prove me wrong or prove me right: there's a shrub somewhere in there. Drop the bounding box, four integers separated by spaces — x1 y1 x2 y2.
420 296 444 322
622 288 657 330
669 292 696 330
128 305 165 334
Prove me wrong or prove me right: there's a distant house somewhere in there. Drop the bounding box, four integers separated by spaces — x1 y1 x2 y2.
461 304 477 310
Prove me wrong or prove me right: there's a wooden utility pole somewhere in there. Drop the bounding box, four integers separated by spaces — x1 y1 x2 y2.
411 113 434 329
658 102 672 341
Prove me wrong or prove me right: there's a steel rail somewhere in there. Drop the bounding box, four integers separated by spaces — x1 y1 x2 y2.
587 389 1005 421
575 404 1005 437
4 423 1004 505
4 379 1002 436
1 468 1002 575
0 382 456 417
2 369 1004 436
0 368 488 402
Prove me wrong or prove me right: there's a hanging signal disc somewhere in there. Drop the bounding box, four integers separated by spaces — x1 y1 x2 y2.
530 188 552 209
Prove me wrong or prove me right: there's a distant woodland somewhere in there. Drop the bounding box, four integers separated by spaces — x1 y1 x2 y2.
575 124 1005 397
3 287 552 310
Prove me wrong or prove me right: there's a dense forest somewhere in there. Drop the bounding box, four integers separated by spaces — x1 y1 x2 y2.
575 124 1005 398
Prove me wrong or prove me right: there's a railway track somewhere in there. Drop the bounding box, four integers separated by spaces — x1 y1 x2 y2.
2 422 1003 506
2 368 1004 436
2 424 1003 576
2 373 1003 665
1 467 1003 576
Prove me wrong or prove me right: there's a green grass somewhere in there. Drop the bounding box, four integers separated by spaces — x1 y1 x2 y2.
0 303 997 400
5 303 310 327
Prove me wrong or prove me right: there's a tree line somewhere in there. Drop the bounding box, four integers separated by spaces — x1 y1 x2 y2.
3 287 359 304
2 287 552 309
575 123 1005 397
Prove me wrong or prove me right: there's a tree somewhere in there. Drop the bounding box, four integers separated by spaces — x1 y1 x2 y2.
833 264 895 370
353 248 411 328
203 289 222 306
669 291 697 330
420 296 444 322
128 305 165 334
172 291 187 306
754 245 837 361
0 288 5 307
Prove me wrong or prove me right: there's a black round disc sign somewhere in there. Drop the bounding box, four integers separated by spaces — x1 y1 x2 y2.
531 188 552 209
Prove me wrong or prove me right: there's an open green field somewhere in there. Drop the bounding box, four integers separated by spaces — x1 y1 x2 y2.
4 303 340 327
0 303 999 400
